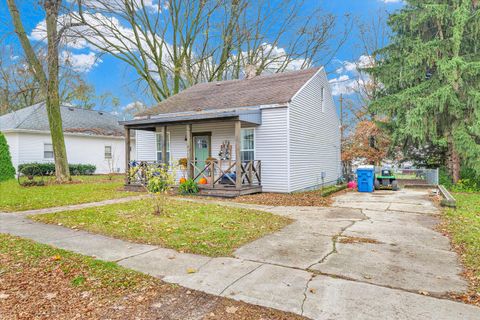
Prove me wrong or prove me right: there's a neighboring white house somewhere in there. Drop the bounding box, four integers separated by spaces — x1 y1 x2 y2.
122 67 341 195
0 103 134 174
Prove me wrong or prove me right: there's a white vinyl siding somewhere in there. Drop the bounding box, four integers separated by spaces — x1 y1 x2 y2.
254 107 289 192
8 132 128 174
288 68 341 192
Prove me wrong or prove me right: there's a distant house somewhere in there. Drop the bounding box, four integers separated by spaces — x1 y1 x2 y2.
122 67 341 196
0 102 134 174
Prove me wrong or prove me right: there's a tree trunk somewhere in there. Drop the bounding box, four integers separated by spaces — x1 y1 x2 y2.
7 0 70 182
447 134 460 183
45 0 70 182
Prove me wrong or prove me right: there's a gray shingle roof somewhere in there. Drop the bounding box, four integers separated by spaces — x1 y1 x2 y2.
140 67 320 116
0 102 123 136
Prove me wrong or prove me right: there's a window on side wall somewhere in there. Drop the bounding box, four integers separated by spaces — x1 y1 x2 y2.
105 146 112 159
44 143 54 159
156 132 171 163
240 128 255 162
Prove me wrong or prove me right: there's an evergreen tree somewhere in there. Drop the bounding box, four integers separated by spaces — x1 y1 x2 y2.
368 0 480 182
0 132 15 181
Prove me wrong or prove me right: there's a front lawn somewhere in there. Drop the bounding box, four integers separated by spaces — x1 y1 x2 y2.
31 197 291 257
441 192 480 304
0 175 138 212
0 234 304 320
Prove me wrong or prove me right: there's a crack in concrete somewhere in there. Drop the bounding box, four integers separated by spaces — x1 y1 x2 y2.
300 274 315 316
114 247 162 263
309 269 463 303
218 263 264 295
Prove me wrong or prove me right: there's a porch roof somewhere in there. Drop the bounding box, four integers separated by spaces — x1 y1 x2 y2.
119 107 262 131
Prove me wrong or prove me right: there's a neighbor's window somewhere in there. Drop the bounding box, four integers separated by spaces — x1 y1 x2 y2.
105 146 112 159
44 143 54 159
156 132 171 162
240 128 255 161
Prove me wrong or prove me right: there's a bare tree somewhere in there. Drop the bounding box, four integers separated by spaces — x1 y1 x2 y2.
7 0 70 181
0 47 108 114
62 0 349 102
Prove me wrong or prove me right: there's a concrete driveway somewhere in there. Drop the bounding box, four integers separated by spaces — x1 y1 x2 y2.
1 189 479 319
232 188 476 318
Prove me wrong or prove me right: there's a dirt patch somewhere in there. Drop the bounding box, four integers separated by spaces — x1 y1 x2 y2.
338 236 382 244
0 254 305 320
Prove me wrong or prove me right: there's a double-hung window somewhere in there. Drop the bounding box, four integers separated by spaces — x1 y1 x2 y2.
156 132 171 163
104 146 112 159
44 143 54 159
240 128 255 161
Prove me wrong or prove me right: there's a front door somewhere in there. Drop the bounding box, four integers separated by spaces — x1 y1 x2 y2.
193 134 211 179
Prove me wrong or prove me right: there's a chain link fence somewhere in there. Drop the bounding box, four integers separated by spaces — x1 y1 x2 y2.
389 168 439 186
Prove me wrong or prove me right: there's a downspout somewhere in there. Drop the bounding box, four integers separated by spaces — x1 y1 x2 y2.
286 104 291 193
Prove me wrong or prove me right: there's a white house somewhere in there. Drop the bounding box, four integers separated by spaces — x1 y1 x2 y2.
122 67 341 196
0 103 134 174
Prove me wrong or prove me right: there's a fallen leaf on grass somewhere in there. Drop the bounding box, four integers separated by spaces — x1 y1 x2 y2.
225 306 238 314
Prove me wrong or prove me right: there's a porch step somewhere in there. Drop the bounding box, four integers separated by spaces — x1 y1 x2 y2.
124 184 147 192
197 185 262 198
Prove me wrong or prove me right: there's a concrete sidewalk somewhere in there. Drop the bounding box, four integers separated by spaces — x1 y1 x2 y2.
1 189 479 319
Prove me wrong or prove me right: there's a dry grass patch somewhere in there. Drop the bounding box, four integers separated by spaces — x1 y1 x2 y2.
338 236 382 244
438 192 480 306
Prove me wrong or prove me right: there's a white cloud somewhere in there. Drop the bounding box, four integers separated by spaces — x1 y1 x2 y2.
60 51 101 72
381 0 402 3
329 55 375 96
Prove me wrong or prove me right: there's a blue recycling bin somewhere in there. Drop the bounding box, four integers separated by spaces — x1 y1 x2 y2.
357 166 375 193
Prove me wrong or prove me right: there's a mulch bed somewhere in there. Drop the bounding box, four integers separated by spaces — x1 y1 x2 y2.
0 254 305 320
232 189 349 207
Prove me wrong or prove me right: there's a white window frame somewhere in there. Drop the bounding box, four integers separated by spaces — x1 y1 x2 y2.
156 132 171 163
104 145 112 159
43 143 54 159
240 128 255 162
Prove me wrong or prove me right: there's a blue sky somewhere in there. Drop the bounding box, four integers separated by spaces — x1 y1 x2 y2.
0 0 404 113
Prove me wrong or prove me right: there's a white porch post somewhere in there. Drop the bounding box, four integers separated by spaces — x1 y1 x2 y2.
124 127 130 185
235 120 242 190
161 126 167 166
186 124 193 179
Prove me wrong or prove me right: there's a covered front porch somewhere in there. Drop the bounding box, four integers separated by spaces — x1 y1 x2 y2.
122 109 263 197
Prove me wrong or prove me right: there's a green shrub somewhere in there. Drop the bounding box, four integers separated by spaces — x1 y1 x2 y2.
439 167 453 189
451 179 480 193
0 132 15 181
18 163 96 176
320 184 347 197
145 165 175 193
178 179 199 195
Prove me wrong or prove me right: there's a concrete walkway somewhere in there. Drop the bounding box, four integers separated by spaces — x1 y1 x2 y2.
1 189 479 319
